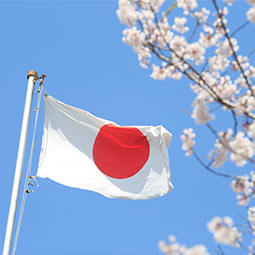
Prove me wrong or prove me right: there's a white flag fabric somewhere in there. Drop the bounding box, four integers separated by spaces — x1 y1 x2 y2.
37 94 173 199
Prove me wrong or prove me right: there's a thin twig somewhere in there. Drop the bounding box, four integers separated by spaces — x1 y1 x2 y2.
212 0 254 97
231 110 238 135
248 48 255 59
230 21 250 37
192 150 236 179
188 21 200 43
218 245 225 255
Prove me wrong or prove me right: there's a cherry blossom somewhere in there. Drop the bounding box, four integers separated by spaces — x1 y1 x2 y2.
208 55 230 72
183 245 209 255
247 7 255 24
158 235 186 255
181 128 196 156
208 129 232 168
191 99 215 125
185 42 205 65
199 26 219 48
150 64 167 80
172 17 189 34
177 0 198 15
117 0 138 27
192 7 210 23
117 0 255 253
207 216 242 247
215 38 239 57
229 131 254 167
158 235 209 255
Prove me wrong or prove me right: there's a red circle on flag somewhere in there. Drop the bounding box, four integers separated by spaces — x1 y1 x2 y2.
93 124 150 179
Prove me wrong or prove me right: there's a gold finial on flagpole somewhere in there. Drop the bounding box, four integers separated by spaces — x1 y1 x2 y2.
27 70 38 80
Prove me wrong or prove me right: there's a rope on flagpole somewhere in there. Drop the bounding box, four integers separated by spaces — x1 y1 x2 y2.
12 74 46 255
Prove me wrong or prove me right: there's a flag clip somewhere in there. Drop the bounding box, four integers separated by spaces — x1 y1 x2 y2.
29 175 39 187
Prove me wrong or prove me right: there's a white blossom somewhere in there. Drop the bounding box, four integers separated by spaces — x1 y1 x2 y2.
229 131 254 167
183 245 210 255
167 65 182 80
172 17 189 34
137 0 166 13
185 42 205 65
207 217 242 247
210 129 232 168
192 7 210 23
247 7 255 24
212 76 238 100
223 0 237 6
208 55 230 72
117 0 138 26
170 35 188 57
248 207 255 223
150 64 167 80
235 94 255 115
231 175 250 194
199 26 219 48
248 122 255 139
191 99 215 125
122 27 145 53
177 0 198 15
181 128 196 156
232 55 250 71
158 235 186 255
216 38 239 57
245 65 255 78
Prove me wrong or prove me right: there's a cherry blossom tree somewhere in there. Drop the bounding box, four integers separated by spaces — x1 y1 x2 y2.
117 0 255 254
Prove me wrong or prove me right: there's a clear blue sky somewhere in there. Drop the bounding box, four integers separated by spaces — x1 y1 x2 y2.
0 1 254 255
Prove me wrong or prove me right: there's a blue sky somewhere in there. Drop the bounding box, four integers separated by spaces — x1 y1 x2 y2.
0 1 255 255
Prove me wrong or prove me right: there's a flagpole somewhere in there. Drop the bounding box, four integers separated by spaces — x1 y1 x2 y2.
2 70 38 255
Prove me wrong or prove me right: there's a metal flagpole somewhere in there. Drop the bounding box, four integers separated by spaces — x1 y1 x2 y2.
2 70 38 255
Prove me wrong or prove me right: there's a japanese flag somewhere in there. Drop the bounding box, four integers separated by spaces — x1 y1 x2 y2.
37 94 173 199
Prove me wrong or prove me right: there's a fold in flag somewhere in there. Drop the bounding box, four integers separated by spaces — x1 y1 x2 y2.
37 94 173 199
